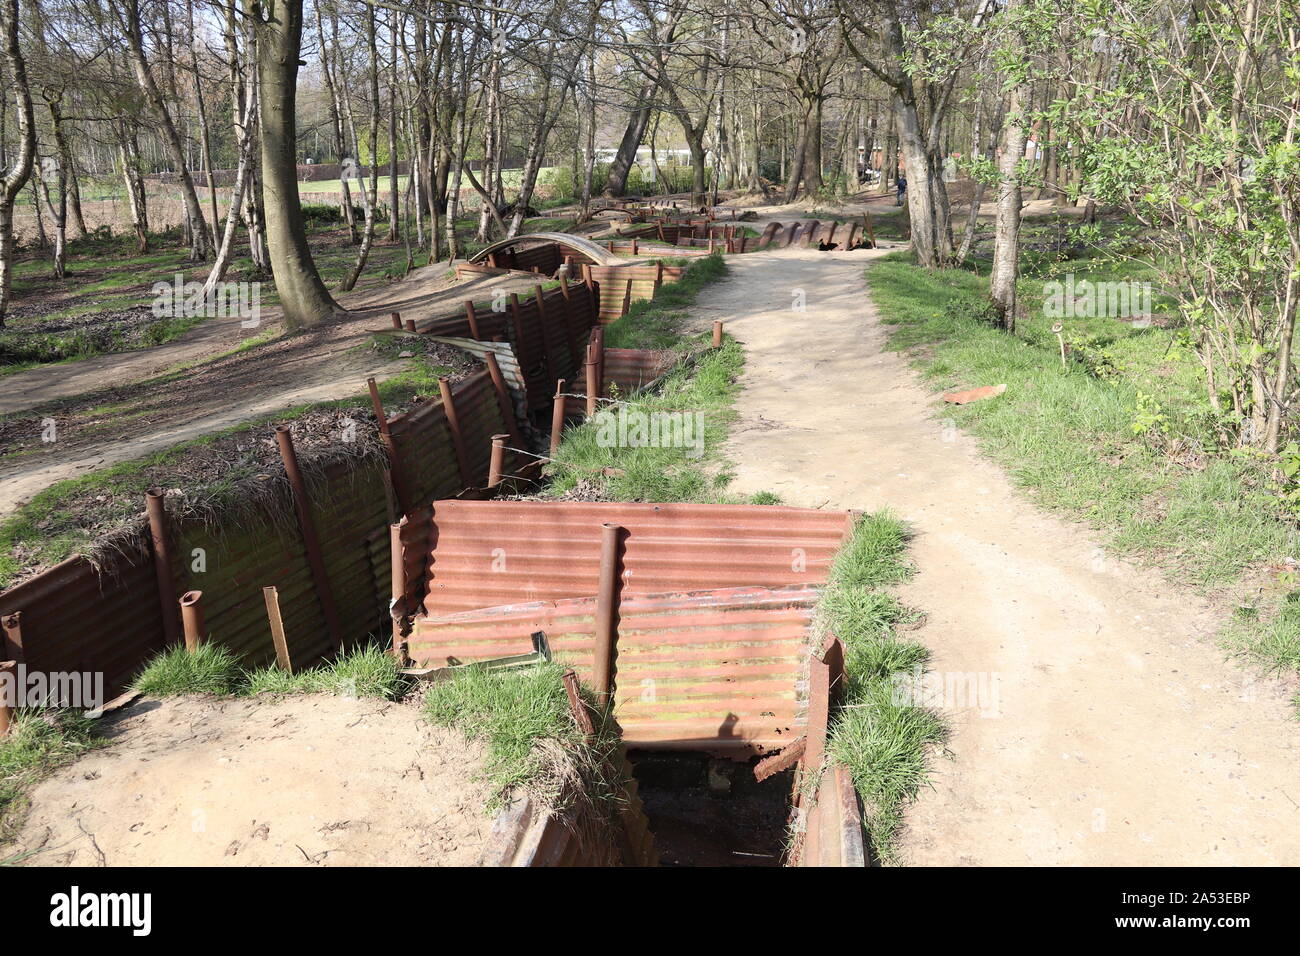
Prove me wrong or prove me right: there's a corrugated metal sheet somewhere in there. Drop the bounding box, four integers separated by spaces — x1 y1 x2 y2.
793 766 868 867
410 585 819 753
468 233 622 267
564 347 678 416
418 500 852 614
0 542 166 698
0 363 525 690
585 264 686 321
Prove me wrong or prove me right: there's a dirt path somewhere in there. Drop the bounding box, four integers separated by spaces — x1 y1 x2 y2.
8 695 494 866
693 247 1300 865
0 266 539 516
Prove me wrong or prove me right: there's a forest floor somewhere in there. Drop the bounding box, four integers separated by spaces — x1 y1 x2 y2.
0 266 541 518
685 245 1300 864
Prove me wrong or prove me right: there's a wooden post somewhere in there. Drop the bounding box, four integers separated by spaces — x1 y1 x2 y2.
145 490 182 646
438 378 473 487
550 379 567 458
389 523 408 665
179 590 204 652
275 426 344 651
594 523 622 707
262 586 293 673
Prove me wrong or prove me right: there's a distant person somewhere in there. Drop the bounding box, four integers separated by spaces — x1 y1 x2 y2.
896 174 907 206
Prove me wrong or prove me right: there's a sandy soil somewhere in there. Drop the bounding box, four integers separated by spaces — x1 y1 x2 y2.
0 266 541 516
8 695 495 867
688 247 1300 865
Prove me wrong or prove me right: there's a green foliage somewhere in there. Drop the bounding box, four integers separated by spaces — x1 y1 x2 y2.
819 512 944 864
422 662 622 810
0 709 103 827
134 644 244 697
135 642 405 700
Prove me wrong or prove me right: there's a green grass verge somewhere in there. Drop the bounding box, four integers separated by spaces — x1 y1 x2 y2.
0 709 103 838
603 252 728 350
422 661 620 809
868 253 1299 588
544 253 784 504
868 247 1300 691
820 512 945 865
133 642 406 700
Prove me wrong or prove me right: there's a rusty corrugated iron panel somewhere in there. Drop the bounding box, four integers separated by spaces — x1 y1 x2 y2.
411 585 820 754
586 265 685 322
420 500 852 614
564 347 678 417
469 233 621 267
0 538 167 698
793 766 867 867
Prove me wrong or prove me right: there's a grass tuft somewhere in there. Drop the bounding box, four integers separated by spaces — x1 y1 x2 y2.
423 662 620 811
0 709 103 830
818 511 945 864
133 641 404 700
134 643 243 697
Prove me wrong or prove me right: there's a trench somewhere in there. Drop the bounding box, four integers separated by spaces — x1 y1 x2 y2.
626 752 794 867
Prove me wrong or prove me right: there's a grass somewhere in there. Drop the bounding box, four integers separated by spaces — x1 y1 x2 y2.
868 239 1300 696
0 343 451 589
422 661 605 807
603 251 728 350
542 253 772 504
132 642 406 700
0 709 103 835
868 252 1300 589
818 512 946 865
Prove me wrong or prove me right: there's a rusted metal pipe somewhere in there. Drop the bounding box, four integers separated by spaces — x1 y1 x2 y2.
0 660 15 737
262 586 293 673
145 490 182 646
1 612 22 661
549 378 567 458
438 378 473 488
275 426 344 652
368 377 412 515
585 358 599 418
483 351 522 446
593 522 622 707
404 318 417 333
179 590 204 652
712 320 724 348
390 311 402 329
463 300 481 339
487 434 508 488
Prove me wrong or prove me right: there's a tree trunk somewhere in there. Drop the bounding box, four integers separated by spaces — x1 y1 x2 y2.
121 0 209 260
990 80 1028 330
0 0 35 327
250 0 341 326
603 79 656 198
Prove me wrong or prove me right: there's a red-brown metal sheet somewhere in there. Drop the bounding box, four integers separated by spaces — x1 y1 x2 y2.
410 584 820 754
420 499 852 615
